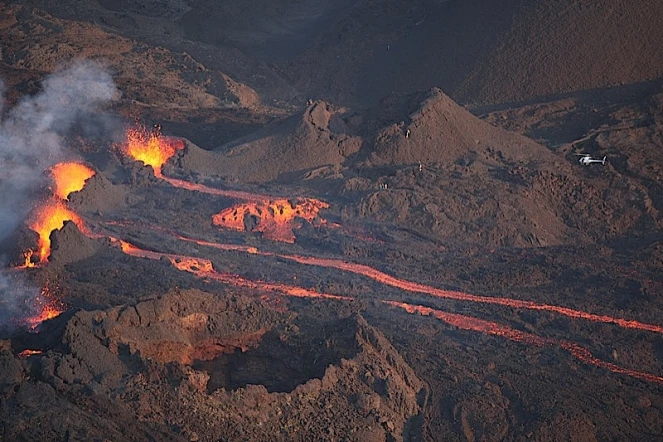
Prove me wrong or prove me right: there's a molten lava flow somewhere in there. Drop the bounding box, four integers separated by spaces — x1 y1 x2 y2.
49 162 96 200
29 200 87 262
384 300 663 384
17 250 36 269
212 198 329 243
122 127 184 177
160 176 272 202
116 240 351 301
26 284 64 329
272 255 663 335
174 234 663 335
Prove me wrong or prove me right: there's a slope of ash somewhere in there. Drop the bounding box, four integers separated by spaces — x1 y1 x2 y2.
174 100 362 183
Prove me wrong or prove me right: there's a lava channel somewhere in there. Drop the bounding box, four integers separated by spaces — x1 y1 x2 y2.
49 162 95 200
116 239 350 302
384 300 663 385
174 235 663 336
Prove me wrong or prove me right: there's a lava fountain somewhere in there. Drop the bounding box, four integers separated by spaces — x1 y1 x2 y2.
212 198 329 243
49 162 96 200
122 126 184 177
29 200 87 263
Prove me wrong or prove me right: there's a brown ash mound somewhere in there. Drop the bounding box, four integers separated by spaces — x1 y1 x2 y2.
363 88 562 169
176 100 362 183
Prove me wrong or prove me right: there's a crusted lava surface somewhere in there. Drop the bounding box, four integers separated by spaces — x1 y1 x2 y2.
2 1 663 442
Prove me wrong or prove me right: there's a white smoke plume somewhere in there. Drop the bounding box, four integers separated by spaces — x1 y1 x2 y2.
0 59 118 333
0 59 118 241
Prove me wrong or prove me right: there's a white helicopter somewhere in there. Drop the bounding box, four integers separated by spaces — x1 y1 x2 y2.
575 153 606 166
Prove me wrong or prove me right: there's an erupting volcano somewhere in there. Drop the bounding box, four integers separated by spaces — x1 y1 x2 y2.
28 200 86 263
49 162 96 200
122 126 184 177
212 198 329 242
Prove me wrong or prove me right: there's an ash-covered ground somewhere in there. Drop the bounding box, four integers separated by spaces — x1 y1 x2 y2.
1 1 663 441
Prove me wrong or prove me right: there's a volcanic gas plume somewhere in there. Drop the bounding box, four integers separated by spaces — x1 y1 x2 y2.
49 162 96 200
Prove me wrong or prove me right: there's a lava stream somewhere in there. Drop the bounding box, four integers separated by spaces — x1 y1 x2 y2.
18 349 43 357
121 127 274 201
160 176 271 202
384 301 663 384
116 240 350 301
175 235 663 335
49 162 95 200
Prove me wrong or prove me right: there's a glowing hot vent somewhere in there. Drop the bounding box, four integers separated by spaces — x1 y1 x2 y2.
26 283 64 329
49 162 96 200
122 126 184 177
29 200 86 262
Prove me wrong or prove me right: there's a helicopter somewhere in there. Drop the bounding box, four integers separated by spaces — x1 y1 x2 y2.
575 153 606 166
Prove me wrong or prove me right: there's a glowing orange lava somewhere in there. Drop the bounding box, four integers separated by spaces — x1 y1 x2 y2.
117 239 350 301
122 127 184 177
114 235 663 385
29 200 87 262
49 162 96 200
17 250 36 269
212 198 329 242
384 300 663 384
160 176 272 202
26 284 64 329
175 234 663 335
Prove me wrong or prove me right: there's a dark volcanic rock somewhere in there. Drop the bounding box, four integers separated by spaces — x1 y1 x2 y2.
49 221 100 266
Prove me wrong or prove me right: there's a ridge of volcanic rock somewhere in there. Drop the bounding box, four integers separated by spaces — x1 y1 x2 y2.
176 100 362 183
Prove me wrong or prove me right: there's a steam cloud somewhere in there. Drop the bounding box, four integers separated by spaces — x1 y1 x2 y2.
0 59 118 332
